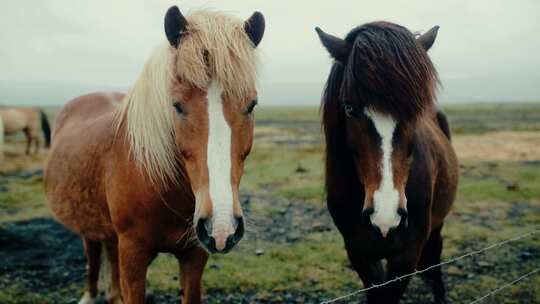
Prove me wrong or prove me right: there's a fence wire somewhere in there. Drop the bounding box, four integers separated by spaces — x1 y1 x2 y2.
320 228 540 304
468 267 540 304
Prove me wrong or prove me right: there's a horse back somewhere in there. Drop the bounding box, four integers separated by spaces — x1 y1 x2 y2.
52 92 124 138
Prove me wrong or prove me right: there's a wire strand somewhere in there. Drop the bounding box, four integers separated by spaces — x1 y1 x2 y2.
320 228 540 304
468 267 540 304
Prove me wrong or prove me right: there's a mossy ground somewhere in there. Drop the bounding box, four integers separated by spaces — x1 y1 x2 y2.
0 103 539 303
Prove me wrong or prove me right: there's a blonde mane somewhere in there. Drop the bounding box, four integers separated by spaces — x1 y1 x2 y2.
115 10 259 187
176 10 259 100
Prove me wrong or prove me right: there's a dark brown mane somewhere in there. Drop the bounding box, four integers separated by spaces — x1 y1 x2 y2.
320 20 442 226
322 21 439 124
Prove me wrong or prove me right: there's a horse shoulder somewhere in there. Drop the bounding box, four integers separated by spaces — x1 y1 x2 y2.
104 147 193 249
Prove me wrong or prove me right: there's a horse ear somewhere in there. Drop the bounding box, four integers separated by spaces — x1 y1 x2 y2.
315 27 352 62
164 6 188 48
244 12 265 47
417 26 439 51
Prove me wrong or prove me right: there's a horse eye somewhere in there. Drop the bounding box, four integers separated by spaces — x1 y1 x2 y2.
245 99 258 115
173 102 184 115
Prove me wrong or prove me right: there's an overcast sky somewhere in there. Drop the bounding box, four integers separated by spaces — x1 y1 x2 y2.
1 0 539 104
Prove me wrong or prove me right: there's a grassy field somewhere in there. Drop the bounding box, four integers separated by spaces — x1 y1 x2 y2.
0 103 539 303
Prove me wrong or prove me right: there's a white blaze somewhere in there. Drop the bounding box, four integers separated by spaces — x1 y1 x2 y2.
206 81 234 246
364 109 401 237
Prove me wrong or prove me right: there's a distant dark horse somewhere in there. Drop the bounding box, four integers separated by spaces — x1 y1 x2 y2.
316 22 458 303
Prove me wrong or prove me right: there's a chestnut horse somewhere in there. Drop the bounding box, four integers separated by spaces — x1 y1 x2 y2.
0 107 51 154
317 22 458 303
44 7 264 304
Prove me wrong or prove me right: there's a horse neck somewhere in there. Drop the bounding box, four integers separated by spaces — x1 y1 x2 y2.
115 43 181 188
324 112 366 205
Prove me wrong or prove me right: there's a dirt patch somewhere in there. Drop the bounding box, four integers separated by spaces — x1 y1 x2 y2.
254 121 322 147
0 218 85 302
453 131 540 161
241 193 333 244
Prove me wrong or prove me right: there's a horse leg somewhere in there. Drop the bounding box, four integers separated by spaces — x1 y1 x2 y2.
34 135 40 154
349 257 409 304
118 236 154 304
79 238 102 304
367 248 421 304
104 239 122 304
344 247 386 303
355 261 388 304
176 246 209 304
24 128 31 155
365 274 411 304
419 225 447 304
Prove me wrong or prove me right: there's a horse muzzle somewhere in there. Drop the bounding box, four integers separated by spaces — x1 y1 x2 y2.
195 216 244 254
362 207 408 238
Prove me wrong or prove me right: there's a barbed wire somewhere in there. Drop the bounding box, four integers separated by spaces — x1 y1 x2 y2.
320 228 540 304
468 267 540 304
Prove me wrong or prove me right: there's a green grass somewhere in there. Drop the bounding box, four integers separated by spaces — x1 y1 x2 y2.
0 280 83 304
280 185 325 201
242 145 325 203
0 176 49 222
458 160 540 202
0 287 45 304
1 103 540 303
255 106 320 123
148 232 358 299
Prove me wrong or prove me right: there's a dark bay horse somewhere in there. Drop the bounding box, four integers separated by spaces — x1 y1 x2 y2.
44 6 264 304
316 22 458 303
0 107 51 154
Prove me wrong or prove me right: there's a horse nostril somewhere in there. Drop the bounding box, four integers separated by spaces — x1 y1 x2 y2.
196 218 213 247
196 217 245 254
196 218 207 237
397 208 408 228
233 216 245 242
362 207 374 225
397 208 408 218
